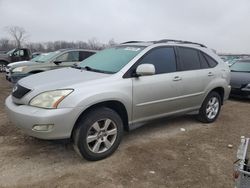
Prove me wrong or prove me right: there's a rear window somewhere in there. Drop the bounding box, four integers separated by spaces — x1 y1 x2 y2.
203 53 218 68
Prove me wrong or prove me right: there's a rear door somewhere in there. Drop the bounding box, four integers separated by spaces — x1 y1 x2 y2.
175 47 217 109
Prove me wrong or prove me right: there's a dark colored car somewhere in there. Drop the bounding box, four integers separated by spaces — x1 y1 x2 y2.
230 59 250 98
0 48 32 72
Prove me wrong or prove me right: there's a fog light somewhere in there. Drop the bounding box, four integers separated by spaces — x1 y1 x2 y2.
32 124 54 132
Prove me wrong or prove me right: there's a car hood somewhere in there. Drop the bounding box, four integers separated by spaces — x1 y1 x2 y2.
18 67 110 91
230 71 250 88
0 53 9 59
8 60 34 68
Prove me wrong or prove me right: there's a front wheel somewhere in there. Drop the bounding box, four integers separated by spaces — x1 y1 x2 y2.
0 61 7 72
73 107 123 161
197 92 222 123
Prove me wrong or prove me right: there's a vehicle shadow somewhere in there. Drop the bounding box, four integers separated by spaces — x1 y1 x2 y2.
229 96 250 104
12 114 200 163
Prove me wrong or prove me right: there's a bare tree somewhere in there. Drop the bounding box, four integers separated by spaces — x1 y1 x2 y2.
87 38 104 50
5 26 28 48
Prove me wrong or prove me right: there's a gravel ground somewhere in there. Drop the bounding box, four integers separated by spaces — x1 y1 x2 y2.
0 73 250 188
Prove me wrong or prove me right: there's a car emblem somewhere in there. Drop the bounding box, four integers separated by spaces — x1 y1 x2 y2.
12 85 18 93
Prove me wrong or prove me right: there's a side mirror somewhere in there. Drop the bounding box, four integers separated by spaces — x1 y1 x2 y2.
136 64 155 77
53 61 62 65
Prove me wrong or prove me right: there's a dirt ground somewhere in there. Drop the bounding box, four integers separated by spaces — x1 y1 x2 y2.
0 73 250 188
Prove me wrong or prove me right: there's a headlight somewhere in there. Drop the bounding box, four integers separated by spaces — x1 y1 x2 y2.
12 66 27 73
29 89 74 109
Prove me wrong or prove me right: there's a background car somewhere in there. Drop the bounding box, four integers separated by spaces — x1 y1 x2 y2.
8 49 96 83
5 53 47 81
230 59 250 98
0 48 32 72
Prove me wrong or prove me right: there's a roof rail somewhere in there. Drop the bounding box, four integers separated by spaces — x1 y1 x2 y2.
154 39 207 48
121 41 147 44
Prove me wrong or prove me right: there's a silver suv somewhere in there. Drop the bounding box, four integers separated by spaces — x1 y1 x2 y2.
5 40 231 161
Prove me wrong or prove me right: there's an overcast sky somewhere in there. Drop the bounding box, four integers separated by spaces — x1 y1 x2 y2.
0 0 250 53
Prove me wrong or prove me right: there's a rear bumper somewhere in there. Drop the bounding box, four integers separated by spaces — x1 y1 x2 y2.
224 85 231 101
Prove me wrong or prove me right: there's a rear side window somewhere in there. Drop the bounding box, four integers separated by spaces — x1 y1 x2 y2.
137 47 176 74
79 51 95 61
178 47 200 71
199 52 210 69
203 53 218 68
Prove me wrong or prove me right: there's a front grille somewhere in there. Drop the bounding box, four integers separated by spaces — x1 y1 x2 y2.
12 84 31 99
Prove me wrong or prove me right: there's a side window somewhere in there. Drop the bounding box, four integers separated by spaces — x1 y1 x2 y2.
56 51 79 62
199 52 210 69
178 47 200 71
203 53 218 68
137 47 176 74
79 51 94 61
19 50 24 56
13 50 25 57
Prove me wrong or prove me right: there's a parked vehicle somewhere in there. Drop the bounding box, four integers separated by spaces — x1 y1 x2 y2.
5 40 231 161
31 52 42 58
5 53 46 81
0 48 32 72
230 59 250 98
7 49 96 83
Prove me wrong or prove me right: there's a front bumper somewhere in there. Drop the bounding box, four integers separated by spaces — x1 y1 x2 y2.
5 96 81 140
230 88 250 98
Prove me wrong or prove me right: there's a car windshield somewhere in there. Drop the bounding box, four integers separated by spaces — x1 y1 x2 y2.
79 46 145 74
32 51 60 63
6 49 15 55
230 61 250 72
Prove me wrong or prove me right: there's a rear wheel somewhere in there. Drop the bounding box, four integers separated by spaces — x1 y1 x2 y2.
197 91 221 123
73 107 123 161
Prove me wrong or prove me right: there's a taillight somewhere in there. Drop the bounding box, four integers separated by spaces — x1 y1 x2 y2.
233 171 239 179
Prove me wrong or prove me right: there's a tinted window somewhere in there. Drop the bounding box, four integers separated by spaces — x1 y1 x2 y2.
178 47 200 71
199 52 210 69
137 47 176 74
204 54 218 68
79 51 95 61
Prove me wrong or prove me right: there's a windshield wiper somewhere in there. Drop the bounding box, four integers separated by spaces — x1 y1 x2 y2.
82 66 114 74
72 65 114 74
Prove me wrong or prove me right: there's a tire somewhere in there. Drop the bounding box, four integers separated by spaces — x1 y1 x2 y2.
197 91 222 123
0 61 7 72
73 107 123 161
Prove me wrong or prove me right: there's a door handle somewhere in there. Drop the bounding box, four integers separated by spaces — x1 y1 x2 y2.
208 72 214 76
173 76 182 81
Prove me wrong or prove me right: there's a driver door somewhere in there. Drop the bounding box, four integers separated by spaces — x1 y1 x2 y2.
52 51 80 69
131 47 183 123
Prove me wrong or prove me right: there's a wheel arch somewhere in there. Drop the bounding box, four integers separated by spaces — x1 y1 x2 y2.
208 87 225 105
71 100 129 139
0 59 9 65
